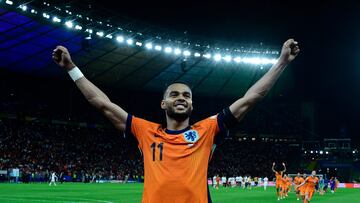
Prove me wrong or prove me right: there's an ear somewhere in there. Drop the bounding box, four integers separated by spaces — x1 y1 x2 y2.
161 100 166 110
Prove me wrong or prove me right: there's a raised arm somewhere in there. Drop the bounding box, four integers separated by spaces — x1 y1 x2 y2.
229 39 300 121
52 46 128 131
295 178 307 189
272 162 276 173
282 162 287 173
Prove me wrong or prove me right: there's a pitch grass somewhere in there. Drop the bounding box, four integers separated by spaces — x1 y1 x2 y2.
0 183 358 202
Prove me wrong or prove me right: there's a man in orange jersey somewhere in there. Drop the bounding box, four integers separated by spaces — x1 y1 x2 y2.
280 174 287 199
215 175 220 190
52 39 299 203
294 172 305 201
272 162 287 200
285 174 292 197
296 171 318 203
299 173 308 201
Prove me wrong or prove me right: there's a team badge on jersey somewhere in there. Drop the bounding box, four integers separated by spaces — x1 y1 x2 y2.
183 130 199 143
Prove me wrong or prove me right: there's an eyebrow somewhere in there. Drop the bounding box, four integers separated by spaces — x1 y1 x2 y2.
168 90 191 96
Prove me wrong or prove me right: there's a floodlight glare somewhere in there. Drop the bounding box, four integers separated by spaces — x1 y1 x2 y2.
145 43 153 49
116 36 124 43
183 50 191 56
126 39 133 45
214 54 222 61
65 21 73 28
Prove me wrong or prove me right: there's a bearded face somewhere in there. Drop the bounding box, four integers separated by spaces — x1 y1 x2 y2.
161 83 193 122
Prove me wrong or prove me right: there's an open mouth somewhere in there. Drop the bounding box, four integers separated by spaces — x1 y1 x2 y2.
174 103 187 109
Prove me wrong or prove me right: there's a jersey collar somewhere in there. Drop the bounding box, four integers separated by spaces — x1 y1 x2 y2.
165 126 191 135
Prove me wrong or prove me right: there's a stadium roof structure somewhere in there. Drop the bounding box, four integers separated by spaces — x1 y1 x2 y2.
0 1 295 99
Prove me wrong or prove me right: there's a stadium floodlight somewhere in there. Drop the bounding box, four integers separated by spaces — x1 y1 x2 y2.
5 0 13 5
52 16 61 23
105 34 112 39
194 52 201 57
96 31 104 37
174 48 181 55
304 151 307 154
31 9 37 14
183 50 191 57
135 42 143 46
42 13 50 19
85 29 92 33
155 45 162 51
353 151 356 154
126 39 133 45
243 57 260 65
116 36 124 43
310 150 313 154
145 43 153 49
319 150 323 154
315 151 318 153
214 54 222 61
75 25 82 30
234 57 241 63
224 55 232 62
19 5 27 11
325 151 329 154
164 47 172 53
203 53 211 59
65 21 73 28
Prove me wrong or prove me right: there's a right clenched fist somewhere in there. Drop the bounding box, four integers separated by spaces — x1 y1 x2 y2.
52 46 75 70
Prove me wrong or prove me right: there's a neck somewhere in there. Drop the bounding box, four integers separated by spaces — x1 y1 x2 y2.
165 115 189 130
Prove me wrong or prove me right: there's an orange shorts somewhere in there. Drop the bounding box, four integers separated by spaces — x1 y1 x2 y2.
305 189 315 200
300 186 306 196
276 182 282 189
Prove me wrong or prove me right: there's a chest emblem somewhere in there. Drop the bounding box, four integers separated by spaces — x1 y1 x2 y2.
183 130 199 143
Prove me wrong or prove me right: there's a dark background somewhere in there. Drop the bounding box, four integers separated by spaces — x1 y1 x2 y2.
68 0 360 145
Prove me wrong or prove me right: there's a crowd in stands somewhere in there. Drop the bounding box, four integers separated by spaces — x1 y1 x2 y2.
0 112 302 183
0 118 143 183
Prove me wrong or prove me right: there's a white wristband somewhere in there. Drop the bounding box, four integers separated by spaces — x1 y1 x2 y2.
68 66 84 81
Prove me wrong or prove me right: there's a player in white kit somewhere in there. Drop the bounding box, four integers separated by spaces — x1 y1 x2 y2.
263 176 269 190
49 172 57 186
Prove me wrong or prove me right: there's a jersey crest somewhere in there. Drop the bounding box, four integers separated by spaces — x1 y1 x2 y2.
183 130 199 143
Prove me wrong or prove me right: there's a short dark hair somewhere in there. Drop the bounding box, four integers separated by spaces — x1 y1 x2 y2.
162 80 192 99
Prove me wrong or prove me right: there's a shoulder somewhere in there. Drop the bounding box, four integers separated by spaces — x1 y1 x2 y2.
131 115 160 128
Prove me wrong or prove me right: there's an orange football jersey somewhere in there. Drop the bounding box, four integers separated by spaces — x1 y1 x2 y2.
127 114 222 203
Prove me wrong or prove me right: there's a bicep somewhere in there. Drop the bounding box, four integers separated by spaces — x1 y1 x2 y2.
229 97 254 121
101 101 128 131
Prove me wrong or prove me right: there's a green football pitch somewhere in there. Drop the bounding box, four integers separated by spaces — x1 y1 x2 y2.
0 183 358 202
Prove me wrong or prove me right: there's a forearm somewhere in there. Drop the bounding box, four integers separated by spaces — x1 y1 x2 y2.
73 74 128 131
244 60 288 101
229 61 289 120
74 77 110 104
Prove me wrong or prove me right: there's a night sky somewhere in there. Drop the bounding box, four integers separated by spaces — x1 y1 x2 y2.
55 0 360 145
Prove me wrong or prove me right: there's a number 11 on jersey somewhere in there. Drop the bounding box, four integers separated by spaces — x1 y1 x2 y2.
151 142 164 161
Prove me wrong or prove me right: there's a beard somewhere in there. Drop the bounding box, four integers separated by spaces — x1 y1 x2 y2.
166 107 192 122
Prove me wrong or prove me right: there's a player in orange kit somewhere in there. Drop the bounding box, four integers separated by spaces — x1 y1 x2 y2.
215 175 220 190
52 39 299 203
272 162 287 200
294 172 305 201
285 174 292 197
296 171 318 203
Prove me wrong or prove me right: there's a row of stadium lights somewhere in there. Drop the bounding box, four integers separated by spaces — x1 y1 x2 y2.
238 137 296 142
304 150 329 155
3 1 280 66
304 150 358 155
